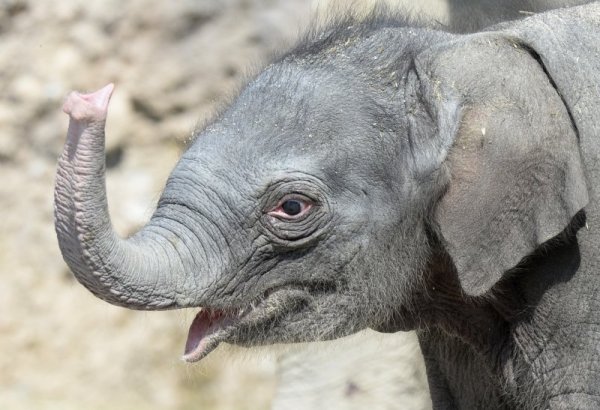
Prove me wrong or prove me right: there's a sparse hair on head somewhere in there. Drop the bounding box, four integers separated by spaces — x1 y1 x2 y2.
281 2 445 63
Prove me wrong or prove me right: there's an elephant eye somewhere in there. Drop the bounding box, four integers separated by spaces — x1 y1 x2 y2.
268 196 312 220
282 200 302 215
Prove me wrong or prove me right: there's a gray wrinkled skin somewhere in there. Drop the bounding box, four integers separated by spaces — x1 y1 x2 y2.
54 3 600 409
445 0 594 31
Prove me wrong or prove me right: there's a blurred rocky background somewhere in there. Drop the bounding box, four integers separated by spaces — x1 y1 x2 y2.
0 0 445 408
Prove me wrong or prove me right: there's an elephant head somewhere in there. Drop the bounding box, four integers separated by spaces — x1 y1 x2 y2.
55 14 589 363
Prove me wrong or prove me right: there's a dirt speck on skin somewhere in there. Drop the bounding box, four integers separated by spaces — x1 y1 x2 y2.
1 0 440 409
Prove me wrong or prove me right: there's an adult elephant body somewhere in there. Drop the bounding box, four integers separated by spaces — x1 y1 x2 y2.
445 0 595 31
55 3 600 408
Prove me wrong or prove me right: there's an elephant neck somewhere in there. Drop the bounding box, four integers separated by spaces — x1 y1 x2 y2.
507 213 600 407
419 216 600 408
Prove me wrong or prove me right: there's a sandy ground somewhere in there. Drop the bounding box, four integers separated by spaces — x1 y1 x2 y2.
0 0 444 408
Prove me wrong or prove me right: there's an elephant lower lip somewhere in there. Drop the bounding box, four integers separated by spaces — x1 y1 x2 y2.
181 286 319 362
182 309 237 363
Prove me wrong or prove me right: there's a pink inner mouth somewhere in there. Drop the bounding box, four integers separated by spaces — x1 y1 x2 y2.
181 289 301 363
182 309 234 363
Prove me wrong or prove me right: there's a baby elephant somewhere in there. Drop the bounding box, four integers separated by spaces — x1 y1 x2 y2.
55 3 600 409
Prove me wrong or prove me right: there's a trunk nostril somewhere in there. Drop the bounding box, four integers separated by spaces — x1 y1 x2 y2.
62 83 114 123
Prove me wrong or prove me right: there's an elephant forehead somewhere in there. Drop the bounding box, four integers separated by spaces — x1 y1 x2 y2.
187 80 381 167
229 67 374 142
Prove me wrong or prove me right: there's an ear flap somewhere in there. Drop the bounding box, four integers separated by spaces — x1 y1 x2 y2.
427 35 589 296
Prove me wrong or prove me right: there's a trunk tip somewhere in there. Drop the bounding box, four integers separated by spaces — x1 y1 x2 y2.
63 83 115 123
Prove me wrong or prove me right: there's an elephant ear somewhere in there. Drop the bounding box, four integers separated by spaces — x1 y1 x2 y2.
426 34 589 296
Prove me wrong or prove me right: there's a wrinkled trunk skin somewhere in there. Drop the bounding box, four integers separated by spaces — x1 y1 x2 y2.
54 85 199 310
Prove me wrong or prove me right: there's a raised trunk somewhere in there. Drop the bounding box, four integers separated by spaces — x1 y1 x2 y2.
54 85 196 310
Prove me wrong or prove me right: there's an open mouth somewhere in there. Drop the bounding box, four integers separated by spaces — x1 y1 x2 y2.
182 282 336 363
182 288 303 363
182 308 238 362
